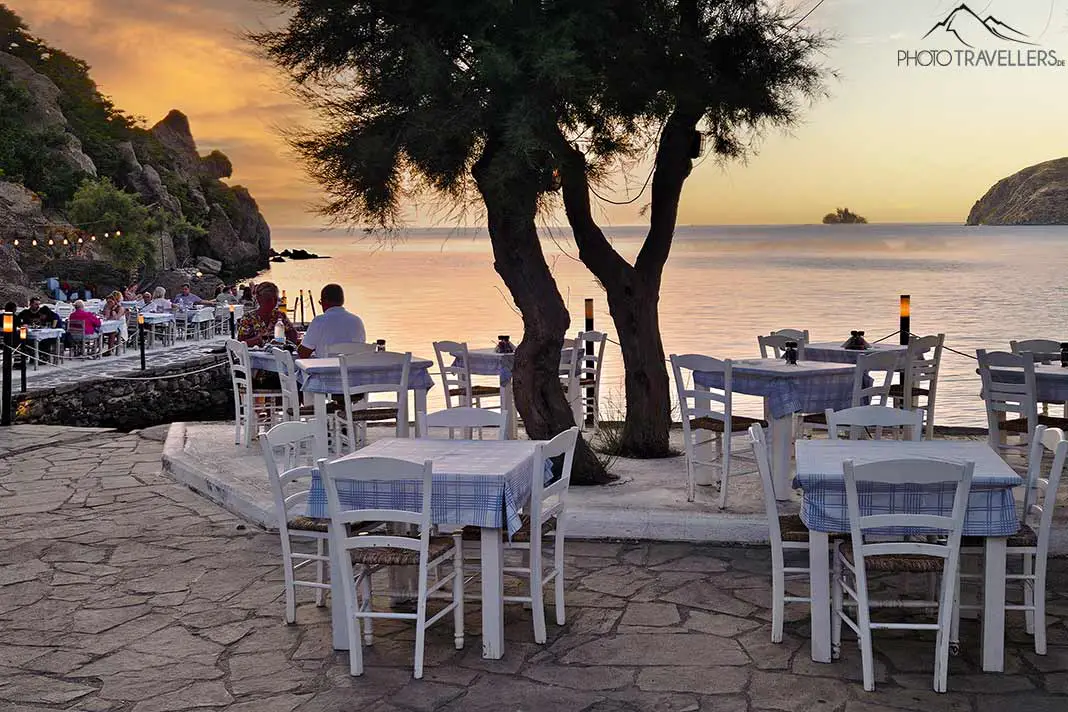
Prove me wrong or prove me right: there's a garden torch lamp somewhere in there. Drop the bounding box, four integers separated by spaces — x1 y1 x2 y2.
137 314 146 370
1 312 13 426
899 295 910 346
228 303 236 339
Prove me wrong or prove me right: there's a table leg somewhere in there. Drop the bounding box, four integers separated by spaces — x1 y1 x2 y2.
809 531 832 663
33 341 39 371
769 413 794 501
312 393 329 460
502 379 517 440
693 382 716 487
982 537 1008 672
480 526 505 659
329 537 350 651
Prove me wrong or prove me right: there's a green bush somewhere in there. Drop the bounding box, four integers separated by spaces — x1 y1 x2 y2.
65 178 155 275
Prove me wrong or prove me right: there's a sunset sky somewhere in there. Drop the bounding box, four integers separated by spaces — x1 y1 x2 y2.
9 0 1068 228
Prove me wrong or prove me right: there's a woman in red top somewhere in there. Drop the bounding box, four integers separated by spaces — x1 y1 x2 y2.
67 300 102 335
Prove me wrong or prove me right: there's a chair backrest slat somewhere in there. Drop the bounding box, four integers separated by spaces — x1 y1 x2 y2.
433 340 472 408
853 349 901 407
325 342 377 356
417 407 507 439
978 349 1038 446
826 405 923 441
1010 339 1061 364
758 332 808 360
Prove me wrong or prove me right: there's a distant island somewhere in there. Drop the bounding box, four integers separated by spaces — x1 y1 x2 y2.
967 157 1068 226
822 207 868 224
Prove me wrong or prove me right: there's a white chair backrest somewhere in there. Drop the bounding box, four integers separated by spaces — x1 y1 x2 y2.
192 306 215 323
759 333 807 360
326 341 377 357
901 333 944 404
771 328 810 343
1010 339 1062 364
338 351 412 398
559 338 582 381
1022 427 1068 548
575 331 608 384
670 353 732 428
416 407 507 439
977 349 1038 434
826 405 923 441
433 340 473 408
53 303 73 320
853 349 900 407
843 458 974 565
527 427 579 530
226 339 252 387
749 424 784 546
68 319 88 338
270 347 302 421
262 421 319 526
319 455 434 555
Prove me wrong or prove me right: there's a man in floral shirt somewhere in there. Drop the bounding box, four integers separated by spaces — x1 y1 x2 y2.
237 282 299 347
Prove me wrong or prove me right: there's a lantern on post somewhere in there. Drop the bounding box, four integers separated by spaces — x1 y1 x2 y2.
137 314 146 370
1 312 14 425
899 295 911 346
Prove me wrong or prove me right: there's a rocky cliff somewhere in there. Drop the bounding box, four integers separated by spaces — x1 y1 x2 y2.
967 158 1068 226
0 7 272 292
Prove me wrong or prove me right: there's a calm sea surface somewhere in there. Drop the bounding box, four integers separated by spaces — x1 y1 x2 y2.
265 224 1068 426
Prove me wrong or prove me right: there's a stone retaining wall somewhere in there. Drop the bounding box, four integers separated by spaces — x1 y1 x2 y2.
14 353 232 430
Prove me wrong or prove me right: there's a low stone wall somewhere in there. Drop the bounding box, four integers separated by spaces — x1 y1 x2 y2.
14 354 232 430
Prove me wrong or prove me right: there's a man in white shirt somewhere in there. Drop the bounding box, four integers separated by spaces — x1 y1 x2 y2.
296 283 367 358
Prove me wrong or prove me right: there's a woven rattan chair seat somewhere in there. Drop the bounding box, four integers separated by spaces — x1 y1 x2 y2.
288 516 328 533
840 543 944 573
691 415 767 433
348 407 399 422
779 515 811 543
350 536 455 566
446 385 502 398
579 377 597 387
801 412 827 425
962 523 1037 549
461 514 554 543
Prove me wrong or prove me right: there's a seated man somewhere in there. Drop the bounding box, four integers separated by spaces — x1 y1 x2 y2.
173 284 211 311
214 285 241 306
297 283 367 359
17 298 59 328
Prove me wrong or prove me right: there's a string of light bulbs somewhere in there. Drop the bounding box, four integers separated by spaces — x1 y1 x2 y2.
2 230 122 248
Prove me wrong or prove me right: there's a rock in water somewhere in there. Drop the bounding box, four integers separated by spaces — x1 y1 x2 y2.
968 158 1068 225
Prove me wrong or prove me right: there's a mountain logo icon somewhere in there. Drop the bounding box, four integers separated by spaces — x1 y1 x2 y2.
923 3 1038 48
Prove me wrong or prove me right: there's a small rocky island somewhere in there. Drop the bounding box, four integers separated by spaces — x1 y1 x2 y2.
967 157 1068 225
822 207 867 224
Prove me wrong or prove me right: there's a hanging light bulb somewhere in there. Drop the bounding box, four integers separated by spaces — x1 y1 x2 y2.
13 240 18 246
47 239 54 246
90 235 96 242
62 238 69 245
104 232 109 238
77 237 83 244
31 239 37 246
115 230 122 237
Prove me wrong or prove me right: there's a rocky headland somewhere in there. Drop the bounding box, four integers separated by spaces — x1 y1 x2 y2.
0 4 271 301
967 158 1068 225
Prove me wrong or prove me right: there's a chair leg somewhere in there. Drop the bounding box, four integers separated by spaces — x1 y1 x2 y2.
950 574 961 654
1023 555 1035 635
771 549 785 644
831 546 843 659
413 577 429 679
453 536 465 650
719 432 731 510
281 537 297 625
685 454 696 503
358 572 374 646
934 570 956 693
1034 554 1047 655
553 527 567 626
315 538 327 607
530 537 547 644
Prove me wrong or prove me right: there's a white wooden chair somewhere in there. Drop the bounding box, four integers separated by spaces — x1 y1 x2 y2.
325 342 377 356
772 328 810 343
801 349 898 436
758 332 808 359
52 302 73 321
956 426 1068 655
575 331 608 428
833 457 974 692
320 455 464 679
825 405 923 442
261 421 329 623
559 339 584 426
271 347 337 424
977 349 1040 455
416 407 507 440
1011 339 1066 416
67 319 103 359
891 334 944 439
460 427 579 643
750 424 819 643
670 354 765 507
432 340 501 409
333 352 411 454
225 340 282 446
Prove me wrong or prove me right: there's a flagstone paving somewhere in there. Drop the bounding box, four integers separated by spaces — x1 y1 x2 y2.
2 425 1067 711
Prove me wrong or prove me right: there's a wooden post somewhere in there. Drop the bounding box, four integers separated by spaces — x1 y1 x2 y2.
584 298 594 427
138 315 146 370
18 326 27 393
899 295 910 346
299 289 306 327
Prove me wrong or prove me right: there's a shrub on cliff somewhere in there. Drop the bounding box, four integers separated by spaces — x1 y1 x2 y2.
65 178 155 275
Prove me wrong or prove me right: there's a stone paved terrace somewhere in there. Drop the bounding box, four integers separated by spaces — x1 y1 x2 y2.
3 426 1068 711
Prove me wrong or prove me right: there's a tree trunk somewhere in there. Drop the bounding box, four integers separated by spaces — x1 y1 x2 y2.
473 140 612 485
603 270 673 457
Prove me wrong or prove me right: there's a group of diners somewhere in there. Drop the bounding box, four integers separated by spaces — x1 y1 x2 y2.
234 281 365 358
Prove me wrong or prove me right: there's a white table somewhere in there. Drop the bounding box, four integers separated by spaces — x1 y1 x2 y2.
694 359 857 500
314 437 543 659
804 342 907 365
795 439 1022 672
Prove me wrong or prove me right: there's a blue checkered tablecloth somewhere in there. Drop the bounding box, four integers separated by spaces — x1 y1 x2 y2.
795 440 1022 536
804 342 908 365
693 359 856 420
990 365 1068 405
306 438 550 536
250 351 435 393
456 348 514 385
